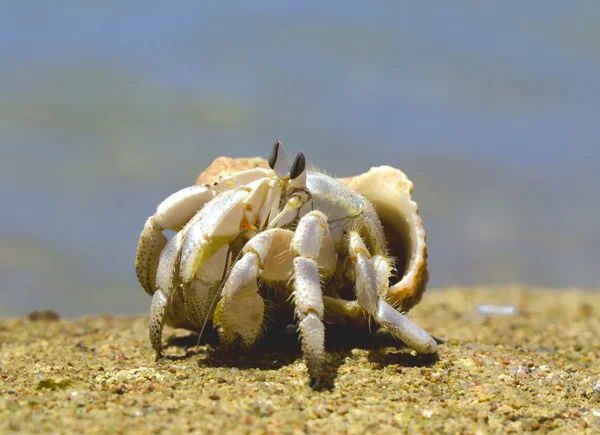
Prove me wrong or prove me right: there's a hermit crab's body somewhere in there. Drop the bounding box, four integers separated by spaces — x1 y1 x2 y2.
135 142 436 382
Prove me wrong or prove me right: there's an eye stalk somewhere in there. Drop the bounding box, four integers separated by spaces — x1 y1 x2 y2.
290 152 305 180
268 141 281 170
268 140 292 179
290 152 307 188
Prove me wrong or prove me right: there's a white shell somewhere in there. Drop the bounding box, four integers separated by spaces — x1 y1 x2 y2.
342 166 428 312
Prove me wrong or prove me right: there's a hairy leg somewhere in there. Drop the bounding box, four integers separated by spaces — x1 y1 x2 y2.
183 243 229 328
291 211 337 380
214 251 265 347
349 232 437 354
215 228 296 346
148 289 168 359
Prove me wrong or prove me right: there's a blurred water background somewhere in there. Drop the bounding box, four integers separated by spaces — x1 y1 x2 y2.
1 2 599 317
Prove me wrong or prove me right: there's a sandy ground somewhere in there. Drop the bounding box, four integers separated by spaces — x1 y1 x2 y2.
1 287 599 434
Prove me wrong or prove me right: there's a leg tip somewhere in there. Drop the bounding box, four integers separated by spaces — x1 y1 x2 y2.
417 335 438 354
309 369 335 391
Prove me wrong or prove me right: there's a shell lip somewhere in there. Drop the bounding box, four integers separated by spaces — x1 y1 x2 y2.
343 166 428 312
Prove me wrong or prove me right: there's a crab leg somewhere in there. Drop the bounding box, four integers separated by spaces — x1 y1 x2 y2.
148 289 168 358
146 201 214 358
349 232 437 354
321 297 365 327
266 192 309 229
149 236 229 358
136 186 221 295
256 179 282 230
290 211 337 381
135 168 272 294
320 254 396 327
214 251 264 347
136 217 169 295
215 228 295 347
183 244 229 328
179 177 271 283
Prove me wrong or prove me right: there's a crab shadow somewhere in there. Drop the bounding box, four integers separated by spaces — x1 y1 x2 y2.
165 324 441 389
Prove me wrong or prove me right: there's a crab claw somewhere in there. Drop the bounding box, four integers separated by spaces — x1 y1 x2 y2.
136 216 169 295
135 168 273 295
135 185 216 295
179 177 271 283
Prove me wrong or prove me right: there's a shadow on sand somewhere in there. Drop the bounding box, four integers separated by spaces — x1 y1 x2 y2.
164 323 441 390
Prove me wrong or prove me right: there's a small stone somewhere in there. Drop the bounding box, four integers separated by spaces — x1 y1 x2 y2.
313 405 329 418
36 378 75 391
337 406 349 415
26 309 60 322
75 342 90 351
113 385 127 395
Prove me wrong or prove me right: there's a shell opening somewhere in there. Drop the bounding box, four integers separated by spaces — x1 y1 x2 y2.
346 166 429 312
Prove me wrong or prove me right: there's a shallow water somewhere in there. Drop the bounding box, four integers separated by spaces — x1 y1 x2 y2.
2 2 599 316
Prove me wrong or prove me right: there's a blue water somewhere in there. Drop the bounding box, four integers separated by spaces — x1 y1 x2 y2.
1 2 599 316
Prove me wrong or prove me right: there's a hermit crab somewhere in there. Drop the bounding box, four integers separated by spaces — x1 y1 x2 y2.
135 142 436 381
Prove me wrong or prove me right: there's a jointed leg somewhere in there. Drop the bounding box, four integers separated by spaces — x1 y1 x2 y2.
136 168 271 294
141 168 274 358
148 289 168 359
136 217 168 295
149 212 208 355
349 232 437 354
214 252 265 347
180 177 271 283
136 186 218 295
215 228 295 347
291 211 337 380
184 244 230 328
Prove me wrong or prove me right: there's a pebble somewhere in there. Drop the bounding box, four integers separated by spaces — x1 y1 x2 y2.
26 309 60 322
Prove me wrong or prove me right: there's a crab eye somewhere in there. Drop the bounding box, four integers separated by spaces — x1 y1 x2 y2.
268 141 282 170
290 152 306 180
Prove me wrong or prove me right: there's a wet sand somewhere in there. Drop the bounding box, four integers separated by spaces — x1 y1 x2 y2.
1 287 599 434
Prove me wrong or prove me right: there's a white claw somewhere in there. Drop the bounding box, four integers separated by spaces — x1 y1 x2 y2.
155 167 273 230
135 216 168 295
155 185 215 230
184 244 229 327
135 185 214 295
149 289 168 358
180 178 271 283
154 205 210 296
136 168 273 295
216 251 265 347
180 189 248 283
155 232 183 295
